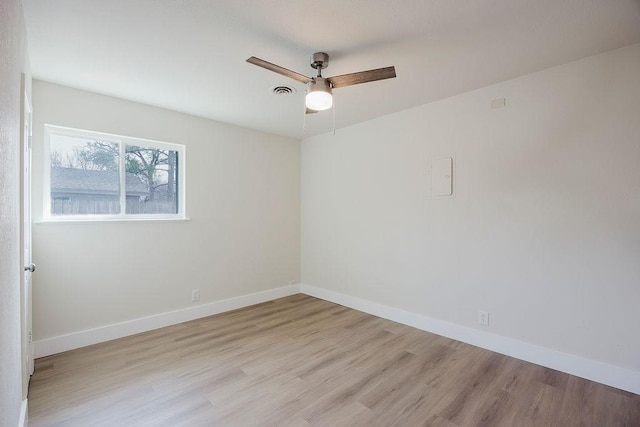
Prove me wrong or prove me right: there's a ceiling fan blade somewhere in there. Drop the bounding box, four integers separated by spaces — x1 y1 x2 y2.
305 107 318 114
246 56 311 84
328 66 396 89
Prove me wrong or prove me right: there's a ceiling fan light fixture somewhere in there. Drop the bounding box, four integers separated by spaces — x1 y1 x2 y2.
305 77 333 111
247 53 396 113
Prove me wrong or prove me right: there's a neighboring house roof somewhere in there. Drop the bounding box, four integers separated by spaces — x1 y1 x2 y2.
51 167 149 196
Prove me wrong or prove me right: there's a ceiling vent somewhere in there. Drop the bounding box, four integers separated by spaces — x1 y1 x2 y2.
271 86 296 95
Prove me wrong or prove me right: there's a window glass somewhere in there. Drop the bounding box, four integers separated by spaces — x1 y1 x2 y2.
49 134 120 215
45 125 185 220
125 146 179 214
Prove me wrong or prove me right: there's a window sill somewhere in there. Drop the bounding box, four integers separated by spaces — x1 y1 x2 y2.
35 217 191 224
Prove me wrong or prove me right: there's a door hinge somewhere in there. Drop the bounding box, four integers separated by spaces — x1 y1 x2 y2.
29 330 33 343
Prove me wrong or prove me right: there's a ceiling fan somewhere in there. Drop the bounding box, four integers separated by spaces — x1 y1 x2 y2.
247 52 396 113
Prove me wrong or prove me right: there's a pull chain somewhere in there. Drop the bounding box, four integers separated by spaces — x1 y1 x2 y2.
332 93 336 136
302 104 307 133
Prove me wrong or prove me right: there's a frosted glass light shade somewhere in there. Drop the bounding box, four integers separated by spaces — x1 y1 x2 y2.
306 91 332 111
305 78 333 111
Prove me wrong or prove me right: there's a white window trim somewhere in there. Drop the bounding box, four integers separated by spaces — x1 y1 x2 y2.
43 124 186 221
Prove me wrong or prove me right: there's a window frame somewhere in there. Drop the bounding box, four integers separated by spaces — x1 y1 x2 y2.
43 125 186 221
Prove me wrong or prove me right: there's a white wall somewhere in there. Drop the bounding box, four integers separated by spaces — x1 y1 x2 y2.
302 44 640 373
0 0 30 425
31 81 300 342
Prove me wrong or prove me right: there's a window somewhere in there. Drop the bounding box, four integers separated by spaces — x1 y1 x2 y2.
44 125 185 220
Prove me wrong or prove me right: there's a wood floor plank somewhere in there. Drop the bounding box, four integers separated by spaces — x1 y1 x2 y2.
28 295 640 426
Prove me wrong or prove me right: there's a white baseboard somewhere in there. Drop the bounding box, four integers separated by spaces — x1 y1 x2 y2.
34 284 300 358
300 284 640 395
19 399 27 427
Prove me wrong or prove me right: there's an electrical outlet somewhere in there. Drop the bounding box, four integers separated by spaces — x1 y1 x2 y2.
191 289 200 302
478 310 490 326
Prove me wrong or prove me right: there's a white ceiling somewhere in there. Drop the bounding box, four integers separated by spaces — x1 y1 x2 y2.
23 0 640 139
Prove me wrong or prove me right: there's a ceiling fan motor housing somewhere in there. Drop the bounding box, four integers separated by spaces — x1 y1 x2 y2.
310 52 329 70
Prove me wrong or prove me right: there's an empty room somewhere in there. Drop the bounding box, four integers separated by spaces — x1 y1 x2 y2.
1 1 640 426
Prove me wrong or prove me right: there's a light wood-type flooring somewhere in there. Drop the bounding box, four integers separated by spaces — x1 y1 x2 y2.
28 294 639 426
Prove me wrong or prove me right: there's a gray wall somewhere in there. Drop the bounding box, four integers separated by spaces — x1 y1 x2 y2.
302 45 640 374
31 81 301 342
